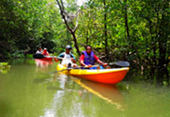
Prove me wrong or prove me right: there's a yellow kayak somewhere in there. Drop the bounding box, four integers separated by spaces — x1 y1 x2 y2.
57 64 129 84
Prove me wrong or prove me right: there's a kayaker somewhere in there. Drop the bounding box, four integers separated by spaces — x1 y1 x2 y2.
54 45 77 67
36 47 43 54
42 48 49 56
79 45 108 69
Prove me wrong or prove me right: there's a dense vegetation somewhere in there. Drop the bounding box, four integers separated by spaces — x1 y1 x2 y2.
0 0 170 72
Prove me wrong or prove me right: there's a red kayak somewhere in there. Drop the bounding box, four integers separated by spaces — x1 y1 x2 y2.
40 57 53 61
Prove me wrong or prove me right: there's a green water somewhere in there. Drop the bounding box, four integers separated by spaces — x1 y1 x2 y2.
0 59 170 117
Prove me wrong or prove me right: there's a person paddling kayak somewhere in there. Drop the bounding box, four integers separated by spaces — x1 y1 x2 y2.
36 47 43 54
42 48 49 56
79 45 108 69
54 45 77 67
33 47 45 59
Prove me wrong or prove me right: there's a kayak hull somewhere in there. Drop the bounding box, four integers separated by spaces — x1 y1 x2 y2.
57 64 129 84
40 57 53 61
33 54 53 61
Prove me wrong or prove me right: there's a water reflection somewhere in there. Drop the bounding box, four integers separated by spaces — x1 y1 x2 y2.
34 59 54 73
1 59 170 117
35 59 53 68
72 78 125 111
41 74 70 117
41 73 125 117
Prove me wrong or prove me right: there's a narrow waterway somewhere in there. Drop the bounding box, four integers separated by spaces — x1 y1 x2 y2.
0 59 170 117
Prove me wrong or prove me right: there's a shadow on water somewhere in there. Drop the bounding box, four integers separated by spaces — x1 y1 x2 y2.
125 65 170 86
146 67 170 86
0 100 12 116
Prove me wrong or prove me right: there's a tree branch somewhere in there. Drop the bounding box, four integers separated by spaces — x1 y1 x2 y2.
56 0 73 32
73 9 81 32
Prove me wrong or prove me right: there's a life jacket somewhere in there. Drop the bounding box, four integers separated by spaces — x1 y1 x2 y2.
83 51 95 65
61 52 73 65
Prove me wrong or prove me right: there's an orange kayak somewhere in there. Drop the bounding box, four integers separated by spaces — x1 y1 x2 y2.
57 64 129 84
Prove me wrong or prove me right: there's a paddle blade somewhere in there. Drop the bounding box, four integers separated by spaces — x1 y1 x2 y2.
109 61 130 67
49 68 70 74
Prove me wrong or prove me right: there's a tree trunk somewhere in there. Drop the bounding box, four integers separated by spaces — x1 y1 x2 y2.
86 30 89 45
56 0 81 56
124 0 130 40
103 0 108 60
71 31 81 55
158 1 169 68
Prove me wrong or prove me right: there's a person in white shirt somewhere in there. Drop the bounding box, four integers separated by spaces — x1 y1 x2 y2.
36 47 43 54
54 45 77 67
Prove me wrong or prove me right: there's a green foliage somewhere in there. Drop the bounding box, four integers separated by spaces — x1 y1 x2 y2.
0 62 11 74
0 0 169 70
0 0 70 59
76 0 169 68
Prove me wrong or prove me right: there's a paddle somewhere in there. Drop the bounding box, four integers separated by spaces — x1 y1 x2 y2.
108 61 130 67
49 67 78 74
49 61 130 74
